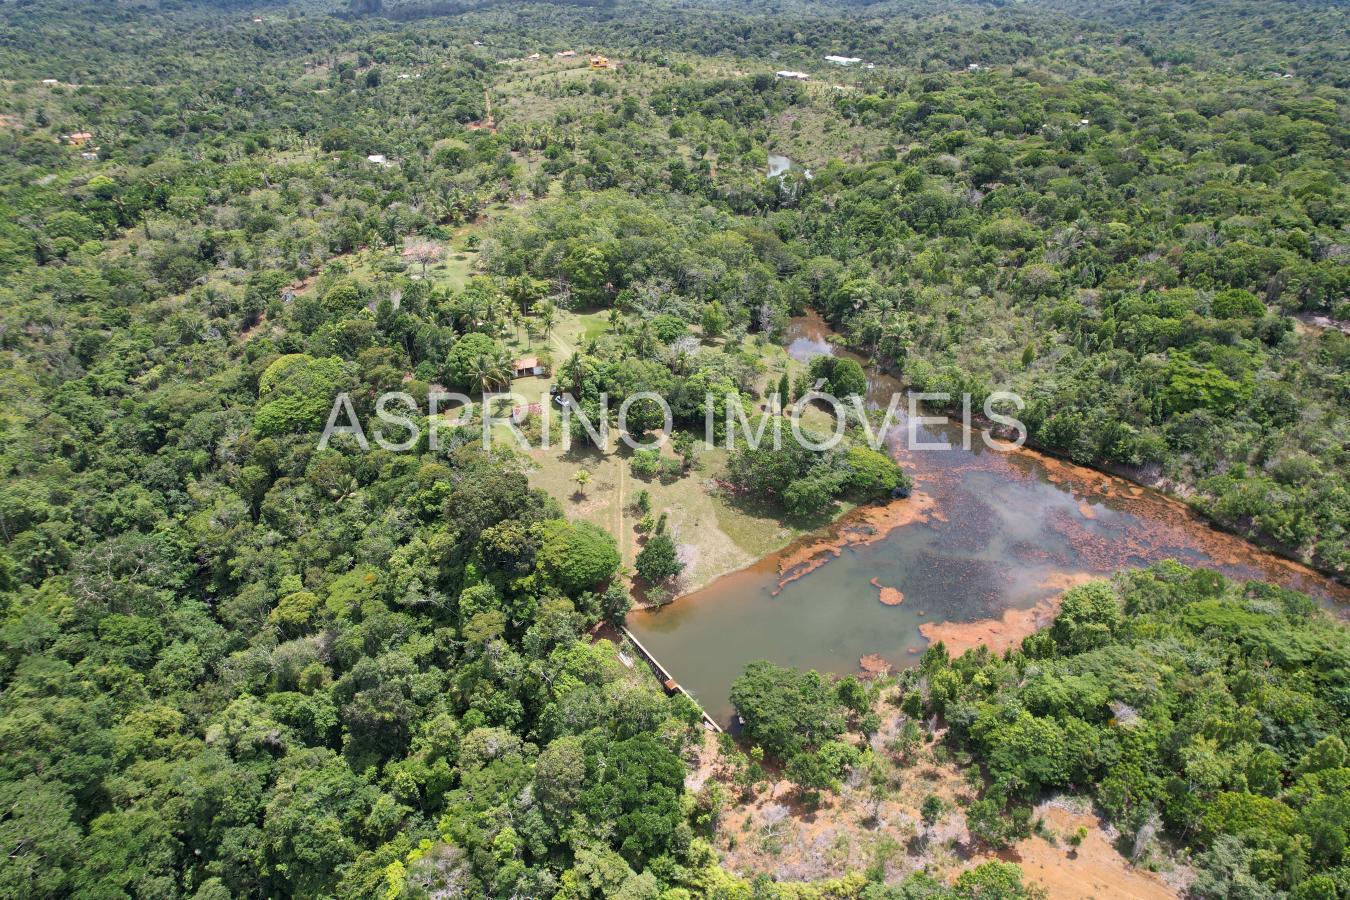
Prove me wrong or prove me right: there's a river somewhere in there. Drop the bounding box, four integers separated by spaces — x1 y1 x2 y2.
628 312 1347 725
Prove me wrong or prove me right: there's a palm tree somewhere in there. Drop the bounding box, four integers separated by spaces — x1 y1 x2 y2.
855 310 883 361
508 275 546 317
572 469 591 497
633 320 656 358
668 340 696 375
457 292 486 332
493 296 513 339
537 301 557 340
564 351 586 395
506 276 527 317
469 351 511 395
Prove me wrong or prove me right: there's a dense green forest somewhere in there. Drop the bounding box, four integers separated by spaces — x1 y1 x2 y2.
729 563 1350 898
0 0 1346 896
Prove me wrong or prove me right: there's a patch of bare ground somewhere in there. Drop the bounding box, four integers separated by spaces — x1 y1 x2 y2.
1294 312 1350 336
239 312 270 342
918 572 1095 658
684 729 720 794
859 654 892 677
709 702 979 884
974 799 1189 900
706 691 1189 892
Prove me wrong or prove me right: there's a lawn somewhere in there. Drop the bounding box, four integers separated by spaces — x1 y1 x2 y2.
431 249 477 292
514 424 798 598
498 312 838 602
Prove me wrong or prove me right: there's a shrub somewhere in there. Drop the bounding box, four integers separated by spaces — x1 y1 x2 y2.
630 449 661 480
635 532 682 583
254 354 347 436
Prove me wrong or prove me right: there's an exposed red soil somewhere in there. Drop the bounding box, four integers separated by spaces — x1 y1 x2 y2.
920 597 1060 658
773 490 939 594
976 802 1183 899
918 572 1095 658
870 576 905 605
858 653 892 676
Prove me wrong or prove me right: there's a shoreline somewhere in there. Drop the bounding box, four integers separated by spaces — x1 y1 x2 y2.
1005 438 1346 598
893 378 1348 592
1004 422 1345 590
808 310 1344 589
642 418 1346 623
631 495 868 611
633 318 1345 643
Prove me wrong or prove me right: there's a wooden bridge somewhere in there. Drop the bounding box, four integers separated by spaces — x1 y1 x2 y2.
619 625 723 733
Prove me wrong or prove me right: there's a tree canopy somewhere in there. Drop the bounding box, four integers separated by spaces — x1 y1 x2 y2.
0 0 1344 895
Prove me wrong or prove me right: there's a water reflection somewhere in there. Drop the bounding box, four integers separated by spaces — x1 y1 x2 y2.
629 312 1347 724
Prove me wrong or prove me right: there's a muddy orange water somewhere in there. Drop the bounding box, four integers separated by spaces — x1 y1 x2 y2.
630 313 1347 725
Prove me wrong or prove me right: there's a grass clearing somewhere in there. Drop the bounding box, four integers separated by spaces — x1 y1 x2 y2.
503 332 846 600
431 249 477 292
496 309 838 599
516 428 796 597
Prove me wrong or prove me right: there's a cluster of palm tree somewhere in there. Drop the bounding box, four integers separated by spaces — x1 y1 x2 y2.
515 299 558 350
505 276 558 349
535 301 557 340
435 274 569 395
629 319 671 359
451 277 562 351
846 305 912 364
562 350 588 395
467 346 513 394
452 280 511 336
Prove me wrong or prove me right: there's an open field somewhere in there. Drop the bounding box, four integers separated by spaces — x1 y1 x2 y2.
704 684 1188 897
497 307 858 600
486 307 850 600
518 433 802 596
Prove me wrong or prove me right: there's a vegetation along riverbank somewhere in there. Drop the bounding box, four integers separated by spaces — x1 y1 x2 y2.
0 0 1345 896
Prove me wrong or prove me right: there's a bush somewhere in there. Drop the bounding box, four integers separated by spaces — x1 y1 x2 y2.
630 449 661 480
844 446 907 499
635 533 682 583
254 354 347 436
1049 581 1121 652
1212 288 1264 319
785 740 859 798
658 457 684 480
807 355 867 398
783 473 842 517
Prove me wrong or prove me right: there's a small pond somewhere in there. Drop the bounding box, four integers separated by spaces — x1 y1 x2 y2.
629 312 1347 725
